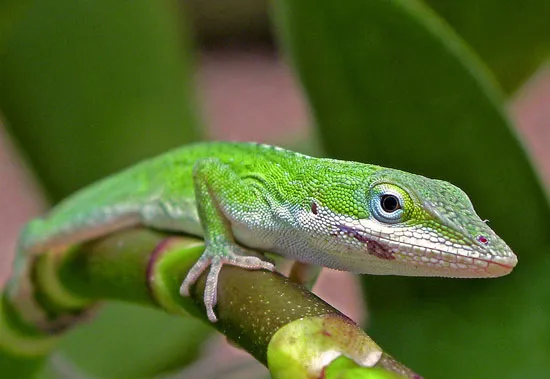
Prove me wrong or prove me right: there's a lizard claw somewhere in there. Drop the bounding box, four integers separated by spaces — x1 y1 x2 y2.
180 253 275 322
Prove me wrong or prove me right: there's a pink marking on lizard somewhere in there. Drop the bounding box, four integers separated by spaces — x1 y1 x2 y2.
336 224 395 260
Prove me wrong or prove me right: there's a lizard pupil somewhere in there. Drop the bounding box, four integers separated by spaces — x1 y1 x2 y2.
381 194 400 213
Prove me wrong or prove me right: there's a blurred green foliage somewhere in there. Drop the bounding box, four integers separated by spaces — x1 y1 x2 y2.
274 0 550 378
1 1 210 378
425 0 550 93
1 0 549 377
58 302 210 378
0 0 201 201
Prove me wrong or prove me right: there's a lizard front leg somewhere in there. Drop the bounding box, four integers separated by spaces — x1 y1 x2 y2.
180 158 275 322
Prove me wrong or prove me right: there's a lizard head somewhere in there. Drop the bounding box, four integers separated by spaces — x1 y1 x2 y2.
316 168 517 278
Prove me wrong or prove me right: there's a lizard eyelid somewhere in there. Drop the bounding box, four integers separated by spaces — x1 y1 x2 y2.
370 191 404 224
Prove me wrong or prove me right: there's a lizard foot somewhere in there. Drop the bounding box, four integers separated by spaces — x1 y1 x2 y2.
179 247 275 322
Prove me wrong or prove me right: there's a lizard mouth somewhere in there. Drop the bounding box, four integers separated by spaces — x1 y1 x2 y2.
335 223 517 277
335 224 395 260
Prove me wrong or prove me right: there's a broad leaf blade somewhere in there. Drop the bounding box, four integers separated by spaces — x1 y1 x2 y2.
59 303 211 378
0 0 210 376
0 0 201 201
426 0 550 94
274 0 550 377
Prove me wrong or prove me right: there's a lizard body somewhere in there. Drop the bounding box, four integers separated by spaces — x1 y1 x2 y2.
12 142 518 322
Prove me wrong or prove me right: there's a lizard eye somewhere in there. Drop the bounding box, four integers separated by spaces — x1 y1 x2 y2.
381 194 400 213
370 191 404 224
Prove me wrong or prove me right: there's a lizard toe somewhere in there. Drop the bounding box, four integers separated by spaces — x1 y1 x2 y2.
179 256 211 297
180 248 277 322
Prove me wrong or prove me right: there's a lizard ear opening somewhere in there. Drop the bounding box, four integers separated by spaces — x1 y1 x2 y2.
311 201 318 215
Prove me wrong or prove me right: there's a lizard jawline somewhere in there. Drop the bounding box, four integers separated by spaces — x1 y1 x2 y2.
335 224 395 260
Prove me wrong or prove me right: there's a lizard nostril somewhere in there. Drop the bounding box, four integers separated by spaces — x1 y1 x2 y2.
477 235 488 245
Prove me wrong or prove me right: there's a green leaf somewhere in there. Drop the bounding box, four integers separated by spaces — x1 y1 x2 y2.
0 0 31 52
0 0 209 376
274 0 550 377
58 302 211 378
425 0 550 94
0 0 201 201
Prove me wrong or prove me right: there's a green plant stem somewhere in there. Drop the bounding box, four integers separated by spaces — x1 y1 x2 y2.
1 228 419 378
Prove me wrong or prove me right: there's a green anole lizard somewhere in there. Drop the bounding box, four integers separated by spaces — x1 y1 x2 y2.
9 142 518 323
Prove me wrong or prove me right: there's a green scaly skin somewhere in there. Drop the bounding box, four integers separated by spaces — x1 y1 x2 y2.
9 142 517 324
